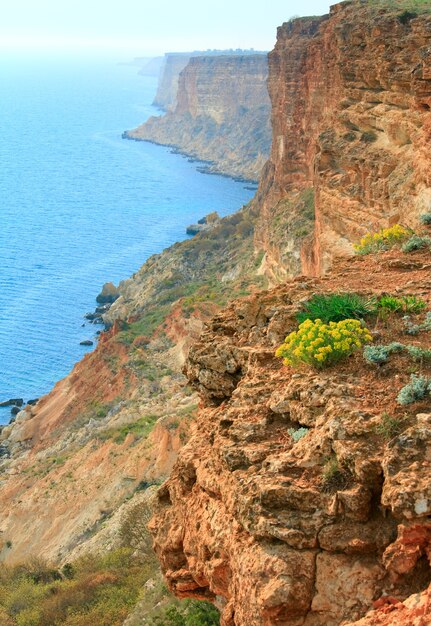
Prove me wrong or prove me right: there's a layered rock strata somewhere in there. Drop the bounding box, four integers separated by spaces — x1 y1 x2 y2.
128 54 271 181
254 1 431 280
151 248 431 626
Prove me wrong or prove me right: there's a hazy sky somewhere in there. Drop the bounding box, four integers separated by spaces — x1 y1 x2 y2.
1 0 332 56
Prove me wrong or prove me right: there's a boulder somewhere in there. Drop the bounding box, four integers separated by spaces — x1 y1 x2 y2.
96 282 120 304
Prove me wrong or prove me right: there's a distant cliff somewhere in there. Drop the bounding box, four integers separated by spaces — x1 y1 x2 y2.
127 54 271 181
152 53 192 111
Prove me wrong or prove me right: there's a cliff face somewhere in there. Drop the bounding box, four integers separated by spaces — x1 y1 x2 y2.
127 54 271 181
151 248 431 626
152 53 192 111
254 1 431 281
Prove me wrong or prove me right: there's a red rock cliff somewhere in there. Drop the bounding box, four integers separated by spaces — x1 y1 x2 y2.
254 1 431 280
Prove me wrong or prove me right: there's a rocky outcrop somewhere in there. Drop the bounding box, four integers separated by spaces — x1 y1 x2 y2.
151 248 431 626
127 54 271 181
253 1 431 280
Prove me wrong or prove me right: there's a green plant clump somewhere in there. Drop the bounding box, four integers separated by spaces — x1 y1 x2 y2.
363 342 404 365
276 318 373 368
148 600 220 626
378 295 426 315
401 234 431 253
404 311 431 335
364 342 431 365
419 212 431 226
397 374 431 405
100 414 159 444
296 293 375 324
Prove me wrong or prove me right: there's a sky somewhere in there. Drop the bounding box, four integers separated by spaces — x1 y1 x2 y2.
0 0 332 57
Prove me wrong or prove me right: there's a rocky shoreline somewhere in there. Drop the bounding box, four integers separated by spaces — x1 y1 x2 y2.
122 132 259 184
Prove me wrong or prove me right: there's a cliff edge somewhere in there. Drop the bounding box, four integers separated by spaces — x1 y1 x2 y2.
253 0 431 281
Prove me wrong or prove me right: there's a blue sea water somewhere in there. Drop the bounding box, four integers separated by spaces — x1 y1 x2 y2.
0 54 255 424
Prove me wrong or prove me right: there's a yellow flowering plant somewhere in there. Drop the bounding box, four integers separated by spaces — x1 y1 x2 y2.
353 224 411 255
276 318 373 368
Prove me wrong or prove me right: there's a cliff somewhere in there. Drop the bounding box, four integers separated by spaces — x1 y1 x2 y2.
254 0 431 281
152 53 192 111
151 247 431 626
127 54 272 181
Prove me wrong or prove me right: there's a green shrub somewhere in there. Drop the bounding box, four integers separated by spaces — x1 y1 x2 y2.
419 212 431 225
404 312 431 335
276 318 373 368
401 234 431 253
397 374 430 405
378 295 426 315
363 342 404 365
296 293 376 324
364 341 431 365
354 224 411 255
148 600 219 626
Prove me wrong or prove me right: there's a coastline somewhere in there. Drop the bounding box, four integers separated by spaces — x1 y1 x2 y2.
122 131 260 184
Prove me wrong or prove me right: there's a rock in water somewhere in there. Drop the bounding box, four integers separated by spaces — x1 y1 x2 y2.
80 340 94 347
96 282 119 304
0 398 24 407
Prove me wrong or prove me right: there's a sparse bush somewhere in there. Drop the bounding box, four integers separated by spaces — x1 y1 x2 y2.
404 311 431 335
397 374 430 405
374 413 405 438
276 318 372 368
353 224 411 255
401 234 431 253
296 293 376 324
419 212 431 225
321 456 351 491
364 341 431 365
363 342 404 365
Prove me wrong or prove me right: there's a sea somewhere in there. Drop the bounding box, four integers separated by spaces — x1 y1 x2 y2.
0 53 256 425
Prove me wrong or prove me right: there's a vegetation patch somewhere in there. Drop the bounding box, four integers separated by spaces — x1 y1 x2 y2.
402 234 431 253
99 414 159 444
397 374 431 405
276 319 372 368
116 308 170 346
321 456 352 492
353 224 411 255
377 294 426 316
0 549 151 626
374 413 406 439
364 342 431 365
296 292 375 324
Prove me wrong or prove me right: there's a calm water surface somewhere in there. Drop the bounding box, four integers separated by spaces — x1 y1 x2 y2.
0 54 255 423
